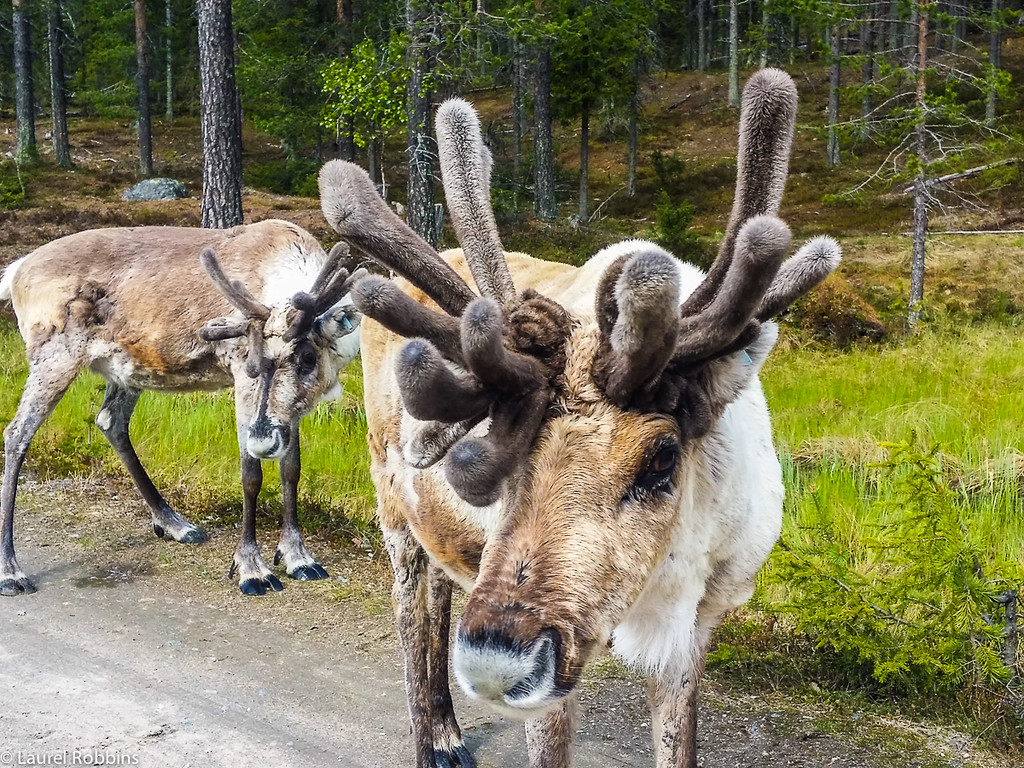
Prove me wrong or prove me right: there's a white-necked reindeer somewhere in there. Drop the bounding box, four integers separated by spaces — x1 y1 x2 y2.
0 215 363 597
323 69 840 768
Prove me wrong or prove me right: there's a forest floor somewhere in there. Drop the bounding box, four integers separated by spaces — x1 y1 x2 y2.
0 474 1003 768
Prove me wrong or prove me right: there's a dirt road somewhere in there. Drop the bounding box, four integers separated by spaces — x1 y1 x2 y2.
0 477 990 768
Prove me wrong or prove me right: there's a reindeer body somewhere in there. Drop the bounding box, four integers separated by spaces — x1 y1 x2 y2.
1 219 361 596
326 69 839 768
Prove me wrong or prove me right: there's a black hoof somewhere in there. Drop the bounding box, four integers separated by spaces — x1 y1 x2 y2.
0 577 38 596
239 574 284 596
273 548 283 566
288 563 329 581
178 527 209 545
433 745 476 768
153 524 165 539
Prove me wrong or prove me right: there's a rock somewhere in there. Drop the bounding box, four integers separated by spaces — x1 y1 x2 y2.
121 178 188 201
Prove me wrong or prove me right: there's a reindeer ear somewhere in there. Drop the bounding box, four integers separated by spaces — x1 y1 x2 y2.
313 303 362 363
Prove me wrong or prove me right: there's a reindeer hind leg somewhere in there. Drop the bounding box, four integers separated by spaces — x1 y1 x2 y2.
1 342 85 595
95 382 208 544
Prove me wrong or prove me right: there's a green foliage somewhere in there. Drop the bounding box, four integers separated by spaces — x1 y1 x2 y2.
245 157 319 196
321 35 412 150
0 161 27 209
765 435 1023 698
652 190 713 270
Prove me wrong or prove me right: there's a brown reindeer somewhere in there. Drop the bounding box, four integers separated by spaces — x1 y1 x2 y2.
326 69 840 767
0 218 363 597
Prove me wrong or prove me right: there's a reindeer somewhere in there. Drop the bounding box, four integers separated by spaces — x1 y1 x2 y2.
0 216 363 597
320 69 840 768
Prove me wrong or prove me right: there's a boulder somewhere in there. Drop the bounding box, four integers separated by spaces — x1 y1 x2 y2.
121 178 188 201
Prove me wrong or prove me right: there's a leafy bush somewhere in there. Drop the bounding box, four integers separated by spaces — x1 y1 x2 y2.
785 278 888 346
764 437 1023 705
245 158 319 196
653 191 714 270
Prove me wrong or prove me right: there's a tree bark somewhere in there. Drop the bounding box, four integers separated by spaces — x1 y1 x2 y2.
627 98 638 198
826 25 841 168
533 44 557 221
986 0 1003 123
512 37 525 209
727 0 739 108
406 0 437 245
336 0 355 160
859 10 875 139
48 0 70 167
577 101 589 224
13 0 38 163
907 3 929 333
135 0 153 177
165 0 173 121
198 0 243 228
697 0 708 71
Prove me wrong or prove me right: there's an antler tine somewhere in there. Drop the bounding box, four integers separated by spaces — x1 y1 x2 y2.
594 245 683 406
680 69 798 319
436 98 516 305
756 235 842 320
396 339 493 422
200 248 271 320
461 298 545 393
351 275 464 364
319 160 476 317
674 215 791 364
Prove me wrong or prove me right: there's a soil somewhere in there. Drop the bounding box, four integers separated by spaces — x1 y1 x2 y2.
0 475 1003 768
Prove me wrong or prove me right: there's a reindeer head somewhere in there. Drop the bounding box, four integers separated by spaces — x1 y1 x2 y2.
198 242 364 460
328 69 840 717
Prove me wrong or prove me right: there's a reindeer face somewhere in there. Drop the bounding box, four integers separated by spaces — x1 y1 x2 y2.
246 306 360 460
197 244 364 461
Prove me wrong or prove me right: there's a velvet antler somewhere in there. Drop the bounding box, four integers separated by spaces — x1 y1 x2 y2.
199 247 273 378
284 241 368 342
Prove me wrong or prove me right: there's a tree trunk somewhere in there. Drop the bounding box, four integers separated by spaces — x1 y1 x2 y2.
627 98 638 198
13 0 38 163
406 0 436 245
697 0 708 71
826 25 841 168
727 0 739 107
533 45 557 221
198 0 243 228
907 3 929 333
986 0 1003 123
336 0 355 160
859 11 874 138
165 0 173 121
48 0 70 167
135 0 153 177
577 101 589 224
512 37 525 209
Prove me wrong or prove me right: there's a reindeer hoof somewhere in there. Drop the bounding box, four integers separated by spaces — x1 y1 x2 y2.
288 563 329 581
0 576 38 596
239 574 284 596
153 524 165 539
178 527 209 545
433 746 476 768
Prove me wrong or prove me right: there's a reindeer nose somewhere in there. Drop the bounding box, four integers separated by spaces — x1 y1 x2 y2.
452 626 561 713
246 422 291 460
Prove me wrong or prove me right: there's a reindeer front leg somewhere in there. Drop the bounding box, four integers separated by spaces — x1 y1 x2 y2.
385 525 437 767
647 663 702 768
524 692 579 768
273 422 329 581
427 562 476 768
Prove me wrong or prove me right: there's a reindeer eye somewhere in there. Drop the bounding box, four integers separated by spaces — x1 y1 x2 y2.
627 439 680 502
293 343 318 376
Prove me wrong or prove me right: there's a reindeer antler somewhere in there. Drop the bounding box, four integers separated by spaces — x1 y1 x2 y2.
594 69 841 422
199 248 273 378
284 241 368 342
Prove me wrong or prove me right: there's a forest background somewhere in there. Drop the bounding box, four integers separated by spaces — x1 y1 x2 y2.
2 0 1024 763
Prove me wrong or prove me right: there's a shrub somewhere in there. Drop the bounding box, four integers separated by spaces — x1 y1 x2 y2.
653 191 715 271
785 278 887 346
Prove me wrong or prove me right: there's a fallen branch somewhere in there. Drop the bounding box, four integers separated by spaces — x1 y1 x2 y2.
900 158 1021 195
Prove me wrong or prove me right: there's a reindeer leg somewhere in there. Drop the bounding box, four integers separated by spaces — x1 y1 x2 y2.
2 344 84 595
427 562 476 768
273 423 328 581
524 691 579 768
385 525 437 768
95 382 207 544
230 417 283 596
647 663 702 768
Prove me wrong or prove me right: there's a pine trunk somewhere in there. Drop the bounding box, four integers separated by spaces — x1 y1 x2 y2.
533 46 557 221
697 0 708 71
165 0 173 120
907 4 929 333
512 38 525 208
727 0 739 107
48 0 70 167
198 0 243 228
406 0 436 245
336 0 355 160
987 0 1003 123
135 0 153 177
13 0 37 163
577 102 589 225
826 25 841 167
